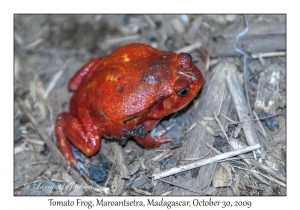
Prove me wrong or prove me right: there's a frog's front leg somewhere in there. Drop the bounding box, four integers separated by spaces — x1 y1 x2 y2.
133 119 173 149
55 109 101 169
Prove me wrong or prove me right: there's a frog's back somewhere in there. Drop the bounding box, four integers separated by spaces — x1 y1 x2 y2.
70 43 177 123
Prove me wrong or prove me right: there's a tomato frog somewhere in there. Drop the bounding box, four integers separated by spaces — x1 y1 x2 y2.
55 43 203 170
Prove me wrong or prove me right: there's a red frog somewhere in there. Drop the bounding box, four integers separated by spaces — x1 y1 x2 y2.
55 43 203 169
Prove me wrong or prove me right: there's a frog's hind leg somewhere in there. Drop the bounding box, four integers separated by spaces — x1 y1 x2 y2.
68 57 103 91
55 112 101 170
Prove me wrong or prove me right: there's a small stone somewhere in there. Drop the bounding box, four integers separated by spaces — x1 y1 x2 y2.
88 162 107 182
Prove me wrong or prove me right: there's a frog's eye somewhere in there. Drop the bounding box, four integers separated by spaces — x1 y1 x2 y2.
177 87 190 97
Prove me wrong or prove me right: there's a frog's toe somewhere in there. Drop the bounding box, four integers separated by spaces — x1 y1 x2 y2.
77 162 90 177
66 155 90 181
71 146 85 163
69 146 90 177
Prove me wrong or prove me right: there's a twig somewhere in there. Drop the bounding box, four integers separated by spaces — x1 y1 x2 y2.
253 110 271 141
272 123 285 137
182 147 212 161
18 100 64 167
202 116 215 121
251 176 260 195
152 144 261 180
143 15 156 28
160 147 185 170
159 179 210 195
175 42 202 54
44 58 73 98
26 38 44 49
26 48 88 55
207 144 269 184
251 51 286 59
128 187 152 195
160 190 173 196
234 166 285 187
183 122 197 134
25 139 45 146
233 166 270 185
152 149 171 162
104 152 117 187
199 120 216 136
208 142 285 185
222 112 285 126
233 172 240 195
220 114 237 124
243 56 253 119
248 159 286 183
138 157 146 170
257 128 269 141
226 66 266 159
213 111 229 143
206 143 249 164
104 35 140 46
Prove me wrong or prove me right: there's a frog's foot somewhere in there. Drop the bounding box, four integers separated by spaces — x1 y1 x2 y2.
55 112 101 178
56 128 88 176
153 133 173 147
150 122 175 137
77 162 90 178
71 146 90 176
71 146 85 163
134 130 173 149
62 151 90 180
55 125 77 170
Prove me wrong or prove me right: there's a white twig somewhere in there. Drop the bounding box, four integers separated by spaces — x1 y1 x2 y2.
183 122 197 134
130 188 152 195
44 58 73 98
152 144 261 180
104 35 140 46
175 42 202 54
251 51 286 59
152 149 171 162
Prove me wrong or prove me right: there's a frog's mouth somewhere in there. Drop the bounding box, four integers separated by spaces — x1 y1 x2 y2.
162 94 192 115
122 115 140 125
